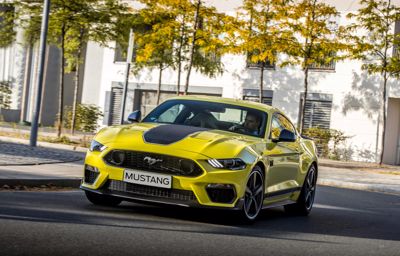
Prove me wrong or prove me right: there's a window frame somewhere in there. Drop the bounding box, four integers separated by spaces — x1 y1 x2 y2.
269 112 297 141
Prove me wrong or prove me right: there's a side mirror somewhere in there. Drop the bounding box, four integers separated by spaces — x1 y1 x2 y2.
272 129 296 143
127 110 141 123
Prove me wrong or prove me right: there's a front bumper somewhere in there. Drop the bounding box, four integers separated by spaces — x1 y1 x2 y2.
81 149 251 209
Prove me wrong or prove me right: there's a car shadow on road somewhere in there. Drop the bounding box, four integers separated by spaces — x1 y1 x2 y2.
0 186 399 242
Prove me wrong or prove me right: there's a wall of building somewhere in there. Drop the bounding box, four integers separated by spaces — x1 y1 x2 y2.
383 98 400 165
79 2 400 163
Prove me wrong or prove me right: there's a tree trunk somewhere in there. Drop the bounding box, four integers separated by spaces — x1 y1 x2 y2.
57 23 65 138
184 0 201 95
177 15 186 95
156 64 163 105
39 45 50 124
259 63 264 103
71 52 81 135
379 71 388 165
299 67 309 134
71 29 84 135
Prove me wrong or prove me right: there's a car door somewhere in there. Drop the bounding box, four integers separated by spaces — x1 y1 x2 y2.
264 112 301 197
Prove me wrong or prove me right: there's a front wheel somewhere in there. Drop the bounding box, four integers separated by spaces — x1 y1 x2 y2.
239 166 264 223
284 164 317 216
85 190 122 207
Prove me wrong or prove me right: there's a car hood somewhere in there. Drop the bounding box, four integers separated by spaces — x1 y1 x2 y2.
94 123 263 159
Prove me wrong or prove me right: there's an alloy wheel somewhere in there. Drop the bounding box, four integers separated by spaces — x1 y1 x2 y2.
243 167 264 220
304 166 317 211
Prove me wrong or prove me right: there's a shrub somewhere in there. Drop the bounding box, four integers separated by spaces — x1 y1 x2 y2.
64 104 102 133
0 81 12 109
302 127 349 160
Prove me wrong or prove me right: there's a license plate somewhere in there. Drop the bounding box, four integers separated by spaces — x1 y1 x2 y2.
123 169 172 189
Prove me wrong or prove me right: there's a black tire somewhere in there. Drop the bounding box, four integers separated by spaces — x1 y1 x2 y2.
85 190 122 207
239 165 264 223
284 164 317 216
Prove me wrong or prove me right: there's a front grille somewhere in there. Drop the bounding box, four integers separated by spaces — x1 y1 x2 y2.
106 180 196 202
84 168 99 184
104 150 203 177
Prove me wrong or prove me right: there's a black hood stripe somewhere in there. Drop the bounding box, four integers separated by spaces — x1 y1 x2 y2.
143 124 209 145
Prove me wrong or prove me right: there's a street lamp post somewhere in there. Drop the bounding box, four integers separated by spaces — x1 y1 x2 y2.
120 28 134 125
29 0 50 147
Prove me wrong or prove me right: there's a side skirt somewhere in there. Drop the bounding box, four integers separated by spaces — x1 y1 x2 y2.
262 187 301 209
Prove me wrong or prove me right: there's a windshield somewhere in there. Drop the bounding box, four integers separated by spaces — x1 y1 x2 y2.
142 99 268 138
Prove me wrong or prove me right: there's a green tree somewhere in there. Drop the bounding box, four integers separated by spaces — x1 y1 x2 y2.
173 0 192 95
0 3 15 48
0 81 12 109
183 0 228 95
235 0 293 103
134 0 227 98
17 0 128 135
345 0 400 165
135 1 176 104
284 0 344 133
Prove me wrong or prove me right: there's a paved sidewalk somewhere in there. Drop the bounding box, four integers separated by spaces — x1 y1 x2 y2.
0 141 85 165
0 161 83 188
318 166 400 195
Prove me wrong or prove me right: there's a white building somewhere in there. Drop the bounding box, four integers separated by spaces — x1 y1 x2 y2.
1 0 400 164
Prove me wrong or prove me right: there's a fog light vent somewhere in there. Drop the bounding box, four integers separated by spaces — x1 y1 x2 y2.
84 165 99 184
206 184 236 204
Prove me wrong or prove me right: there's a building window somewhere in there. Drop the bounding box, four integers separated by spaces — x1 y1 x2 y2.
299 93 333 129
308 51 336 71
243 89 273 106
114 42 136 63
246 50 275 69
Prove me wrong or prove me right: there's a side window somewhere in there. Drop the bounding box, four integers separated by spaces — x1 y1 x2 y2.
270 113 296 140
157 104 185 123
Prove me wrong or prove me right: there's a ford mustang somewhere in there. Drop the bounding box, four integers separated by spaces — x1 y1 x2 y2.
81 96 318 222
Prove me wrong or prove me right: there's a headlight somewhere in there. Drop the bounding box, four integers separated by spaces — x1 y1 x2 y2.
89 140 107 152
207 158 247 170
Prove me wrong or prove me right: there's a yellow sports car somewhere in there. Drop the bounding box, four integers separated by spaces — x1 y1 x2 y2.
81 96 318 222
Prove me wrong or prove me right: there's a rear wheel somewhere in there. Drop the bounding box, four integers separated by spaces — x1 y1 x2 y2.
85 190 122 207
284 164 317 216
239 166 264 223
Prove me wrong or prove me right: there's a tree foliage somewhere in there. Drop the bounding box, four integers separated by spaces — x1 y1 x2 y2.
16 0 128 135
283 0 345 133
0 3 16 48
234 0 294 102
130 0 229 95
63 104 103 133
0 81 12 109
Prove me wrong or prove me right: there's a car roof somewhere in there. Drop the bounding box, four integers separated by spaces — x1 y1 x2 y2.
166 95 278 113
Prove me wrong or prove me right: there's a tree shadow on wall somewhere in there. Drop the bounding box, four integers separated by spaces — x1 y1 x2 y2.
342 71 382 121
231 63 327 121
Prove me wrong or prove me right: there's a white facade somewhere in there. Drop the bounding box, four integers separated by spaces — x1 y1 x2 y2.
1 1 399 164
80 1 400 164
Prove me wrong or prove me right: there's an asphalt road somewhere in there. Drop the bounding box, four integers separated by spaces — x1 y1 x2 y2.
0 186 399 256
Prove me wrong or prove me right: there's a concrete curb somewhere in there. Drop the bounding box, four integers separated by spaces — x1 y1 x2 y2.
0 179 81 188
318 179 400 196
0 136 88 153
